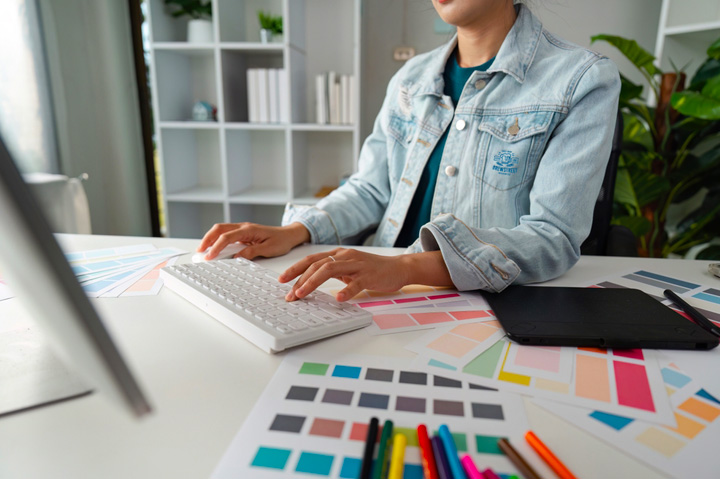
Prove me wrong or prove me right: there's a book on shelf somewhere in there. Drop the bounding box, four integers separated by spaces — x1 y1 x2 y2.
315 71 355 125
246 68 289 124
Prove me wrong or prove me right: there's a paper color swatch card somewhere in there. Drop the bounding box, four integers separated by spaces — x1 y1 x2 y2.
413 338 675 425
534 361 720 478
212 353 541 479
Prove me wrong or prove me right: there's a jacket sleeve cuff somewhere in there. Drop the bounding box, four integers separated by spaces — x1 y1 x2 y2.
282 203 341 245
419 214 521 292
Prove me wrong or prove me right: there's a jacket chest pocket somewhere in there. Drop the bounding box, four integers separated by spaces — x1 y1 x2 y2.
474 112 553 191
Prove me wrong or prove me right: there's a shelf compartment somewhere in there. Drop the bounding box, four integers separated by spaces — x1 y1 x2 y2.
225 129 288 197
154 49 218 122
659 28 720 77
166 201 224 239
230 203 285 226
221 50 285 123
148 0 216 43
290 130 353 201
217 0 284 43
228 187 288 205
160 128 223 196
665 0 720 29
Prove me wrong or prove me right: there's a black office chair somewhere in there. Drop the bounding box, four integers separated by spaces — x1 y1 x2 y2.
580 111 637 256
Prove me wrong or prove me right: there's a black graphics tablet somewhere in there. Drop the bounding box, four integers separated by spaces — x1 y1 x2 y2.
483 286 719 350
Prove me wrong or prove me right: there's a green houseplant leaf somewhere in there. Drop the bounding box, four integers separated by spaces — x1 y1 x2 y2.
671 75 720 120
591 34 662 77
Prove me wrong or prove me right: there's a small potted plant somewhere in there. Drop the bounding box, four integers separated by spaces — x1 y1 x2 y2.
164 0 213 43
258 10 283 43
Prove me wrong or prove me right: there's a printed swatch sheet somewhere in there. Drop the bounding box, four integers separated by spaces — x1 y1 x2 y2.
534 360 720 478
212 353 542 479
322 285 495 335
413 337 674 425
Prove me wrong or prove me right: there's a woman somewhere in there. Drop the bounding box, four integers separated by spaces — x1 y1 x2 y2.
197 0 620 302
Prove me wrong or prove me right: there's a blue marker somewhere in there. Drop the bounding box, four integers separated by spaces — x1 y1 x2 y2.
439 424 468 479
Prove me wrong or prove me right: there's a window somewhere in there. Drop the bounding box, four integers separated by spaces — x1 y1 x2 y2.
0 0 58 173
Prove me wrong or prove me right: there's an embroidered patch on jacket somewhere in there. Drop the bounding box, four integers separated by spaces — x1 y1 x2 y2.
399 85 412 116
492 150 519 176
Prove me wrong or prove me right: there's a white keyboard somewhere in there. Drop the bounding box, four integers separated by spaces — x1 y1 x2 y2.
160 258 372 353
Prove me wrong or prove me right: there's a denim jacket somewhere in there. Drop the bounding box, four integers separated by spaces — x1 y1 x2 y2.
282 4 621 292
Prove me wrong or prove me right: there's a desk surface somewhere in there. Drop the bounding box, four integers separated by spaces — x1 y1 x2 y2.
1 234 718 479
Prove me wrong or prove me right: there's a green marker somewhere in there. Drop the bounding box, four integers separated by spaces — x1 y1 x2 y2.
372 419 394 479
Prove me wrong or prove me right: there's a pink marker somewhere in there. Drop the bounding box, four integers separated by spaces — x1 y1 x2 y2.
482 468 502 479
460 455 485 479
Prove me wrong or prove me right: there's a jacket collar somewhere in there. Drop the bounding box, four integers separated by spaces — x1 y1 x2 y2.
414 3 542 96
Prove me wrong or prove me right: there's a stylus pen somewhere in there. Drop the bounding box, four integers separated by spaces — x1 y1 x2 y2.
664 289 720 337
360 417 379 479
497 438 543 479
372 419 393 479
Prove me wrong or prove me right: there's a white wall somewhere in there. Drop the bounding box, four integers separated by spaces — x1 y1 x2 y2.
360 0 663 139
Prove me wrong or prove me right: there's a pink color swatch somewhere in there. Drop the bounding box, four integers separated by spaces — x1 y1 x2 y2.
614 361 655 412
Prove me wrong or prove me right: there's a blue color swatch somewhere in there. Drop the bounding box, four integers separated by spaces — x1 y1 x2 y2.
589 411 634 431
661 367 692 389
697 388 720 404
339 457 362 478
332 365 362 379
634 270 699 290
251 446 291 470
296 452 334 475
693 292 720 305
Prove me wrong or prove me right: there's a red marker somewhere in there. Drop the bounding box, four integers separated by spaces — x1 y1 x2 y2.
417 424 439 479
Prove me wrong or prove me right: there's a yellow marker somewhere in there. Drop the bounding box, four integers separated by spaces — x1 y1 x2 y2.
388 433 407 479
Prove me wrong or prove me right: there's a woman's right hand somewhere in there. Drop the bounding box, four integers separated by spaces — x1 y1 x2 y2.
197 222 310 261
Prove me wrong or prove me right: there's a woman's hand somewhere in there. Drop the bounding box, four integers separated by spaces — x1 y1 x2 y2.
197 222 310 260
279 248 453 302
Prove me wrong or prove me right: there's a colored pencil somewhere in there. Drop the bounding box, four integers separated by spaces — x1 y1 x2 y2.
372 419 393 479
388 433 407 479
360 417 379 479
431 436 453 479
439 424 468 479
417 424 439 479
460 454 485 479
525 431 577 479
498 437 543 479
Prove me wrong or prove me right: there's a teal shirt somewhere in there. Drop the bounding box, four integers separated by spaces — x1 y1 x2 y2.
395 52 494 247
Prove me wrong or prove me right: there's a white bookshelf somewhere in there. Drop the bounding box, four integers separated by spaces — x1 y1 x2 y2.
655 0 720 78
146 0 362 237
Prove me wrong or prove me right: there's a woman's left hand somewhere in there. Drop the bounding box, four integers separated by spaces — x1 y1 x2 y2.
279 248 413 302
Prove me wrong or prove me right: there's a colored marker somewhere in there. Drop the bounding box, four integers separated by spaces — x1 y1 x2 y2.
372 419 394 479
460 454 485 479
417 424 439 479
497 438 543 479
431 436 452 479
388 433 407 479
360 417 379 479
482 468 502 479
525 431 577 479
439 424 468 479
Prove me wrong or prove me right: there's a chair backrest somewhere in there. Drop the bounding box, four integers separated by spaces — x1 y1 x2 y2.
580 110 623 256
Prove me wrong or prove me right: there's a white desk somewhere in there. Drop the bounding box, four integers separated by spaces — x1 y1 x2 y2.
1 234 717 479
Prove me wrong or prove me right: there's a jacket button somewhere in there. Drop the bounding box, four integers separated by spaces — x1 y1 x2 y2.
444 165 457 177
475 79 487 90
455 119 466 131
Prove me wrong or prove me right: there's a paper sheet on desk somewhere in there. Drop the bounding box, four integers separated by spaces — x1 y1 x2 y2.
212 352 547 479
412 336 675 426
532 359 720 479
577 269 720 400
320 285 496 335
